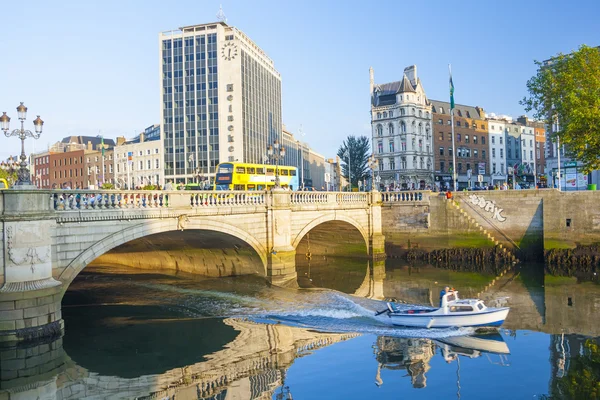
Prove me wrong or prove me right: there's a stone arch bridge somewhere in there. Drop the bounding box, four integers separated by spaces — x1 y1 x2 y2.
0 188 386 343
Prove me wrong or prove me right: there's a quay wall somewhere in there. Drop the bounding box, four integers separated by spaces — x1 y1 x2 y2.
381 190 600 258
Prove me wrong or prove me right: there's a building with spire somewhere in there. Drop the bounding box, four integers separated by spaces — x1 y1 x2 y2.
370 65 434 190
159 17 282 185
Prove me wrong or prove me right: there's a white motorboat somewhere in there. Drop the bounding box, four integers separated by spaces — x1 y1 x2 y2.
377 290 509 329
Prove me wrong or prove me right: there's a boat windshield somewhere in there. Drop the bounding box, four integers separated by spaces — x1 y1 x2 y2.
447 293 456 302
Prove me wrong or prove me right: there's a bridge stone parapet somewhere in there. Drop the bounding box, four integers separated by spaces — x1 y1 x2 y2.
0 189 387 343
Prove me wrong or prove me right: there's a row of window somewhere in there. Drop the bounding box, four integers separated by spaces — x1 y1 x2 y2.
376 109 431 119
116 149 160 158
490 125 535 134
437 133 486 145
439 147 487 159
436 118 487 130
438 162 481 174
116 159 161 173
376 121 431 136
377 156 432 171
377 139 431 154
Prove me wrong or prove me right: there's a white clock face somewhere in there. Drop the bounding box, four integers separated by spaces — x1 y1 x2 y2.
221 42 238 61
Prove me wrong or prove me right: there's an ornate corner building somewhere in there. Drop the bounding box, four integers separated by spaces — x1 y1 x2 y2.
370 65 434 190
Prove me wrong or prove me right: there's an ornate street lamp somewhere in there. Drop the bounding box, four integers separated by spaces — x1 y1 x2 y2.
267 139 286 189
1 102 43 188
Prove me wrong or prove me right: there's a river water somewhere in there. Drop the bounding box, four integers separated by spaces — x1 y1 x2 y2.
2 258 599 399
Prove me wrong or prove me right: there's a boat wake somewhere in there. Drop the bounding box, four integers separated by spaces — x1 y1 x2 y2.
129 280 475 339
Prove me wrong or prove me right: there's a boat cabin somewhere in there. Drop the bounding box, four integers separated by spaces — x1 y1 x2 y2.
441 291 487 313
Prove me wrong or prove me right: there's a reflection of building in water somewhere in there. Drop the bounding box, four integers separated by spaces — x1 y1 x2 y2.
0 319 357 400
374 337 435 388
548 333 589 380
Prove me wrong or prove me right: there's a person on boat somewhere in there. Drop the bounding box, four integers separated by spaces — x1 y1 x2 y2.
439 286 450 307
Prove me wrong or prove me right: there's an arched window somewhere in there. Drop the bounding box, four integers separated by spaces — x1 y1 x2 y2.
411 137 416 149
412 108 416 115
418 123 423 134
401 122 406 133
377 124 383 136
377 112 381 119
419 110 423 117
412 121 416 133
388 123 394 134
401 108 406 116
425 124 430 139
426 111 429 118
413 156 417 167
389 110 393 117
383 111 388 118
420 157 424 169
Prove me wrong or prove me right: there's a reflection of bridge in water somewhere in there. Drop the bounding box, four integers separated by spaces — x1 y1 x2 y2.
1 318 358 399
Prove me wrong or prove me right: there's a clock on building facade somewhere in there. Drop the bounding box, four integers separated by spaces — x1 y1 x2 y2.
221 42 238 61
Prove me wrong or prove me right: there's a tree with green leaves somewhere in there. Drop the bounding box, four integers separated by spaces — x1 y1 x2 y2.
521 45 600 173
337 135 371 190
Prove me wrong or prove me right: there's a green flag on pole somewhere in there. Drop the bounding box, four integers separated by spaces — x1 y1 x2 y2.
449 69 455 110
101 136 105 156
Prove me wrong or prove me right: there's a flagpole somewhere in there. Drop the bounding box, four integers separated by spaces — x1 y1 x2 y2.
449 64 457 191
100 133 105 188
556 116 561 192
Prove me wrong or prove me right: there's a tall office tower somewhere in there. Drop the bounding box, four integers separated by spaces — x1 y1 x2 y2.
160 21 282 184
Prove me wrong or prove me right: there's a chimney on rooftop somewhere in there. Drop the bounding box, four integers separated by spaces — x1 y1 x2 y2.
475 106 485 119
404 65 417 86
517 115 529 125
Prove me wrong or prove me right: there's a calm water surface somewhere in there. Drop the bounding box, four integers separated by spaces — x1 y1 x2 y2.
2 258 599 399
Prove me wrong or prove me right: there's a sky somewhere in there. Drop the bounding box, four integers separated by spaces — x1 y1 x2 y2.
1 0 598 161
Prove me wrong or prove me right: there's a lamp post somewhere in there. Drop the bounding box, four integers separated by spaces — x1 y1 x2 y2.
1 103 43 188
267 139 286 189
368 155 379 191
344 150 351 191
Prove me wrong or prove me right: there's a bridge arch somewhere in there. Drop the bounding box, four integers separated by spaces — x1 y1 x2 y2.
291 213 370 254
57 218 268 288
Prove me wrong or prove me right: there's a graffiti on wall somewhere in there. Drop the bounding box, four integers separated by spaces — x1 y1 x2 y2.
468 195 506 222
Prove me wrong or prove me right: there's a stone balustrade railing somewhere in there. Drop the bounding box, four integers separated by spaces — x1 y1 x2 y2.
49 190 270 211
45 189 376 212
335 192 369 203
380 191 428 203
0 189 426 214
51 190 167 210
290 192 329 204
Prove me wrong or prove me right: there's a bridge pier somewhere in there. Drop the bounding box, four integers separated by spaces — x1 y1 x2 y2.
266 190 298 286
369 190 386 259
267 249 298 287
0 190 64 344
